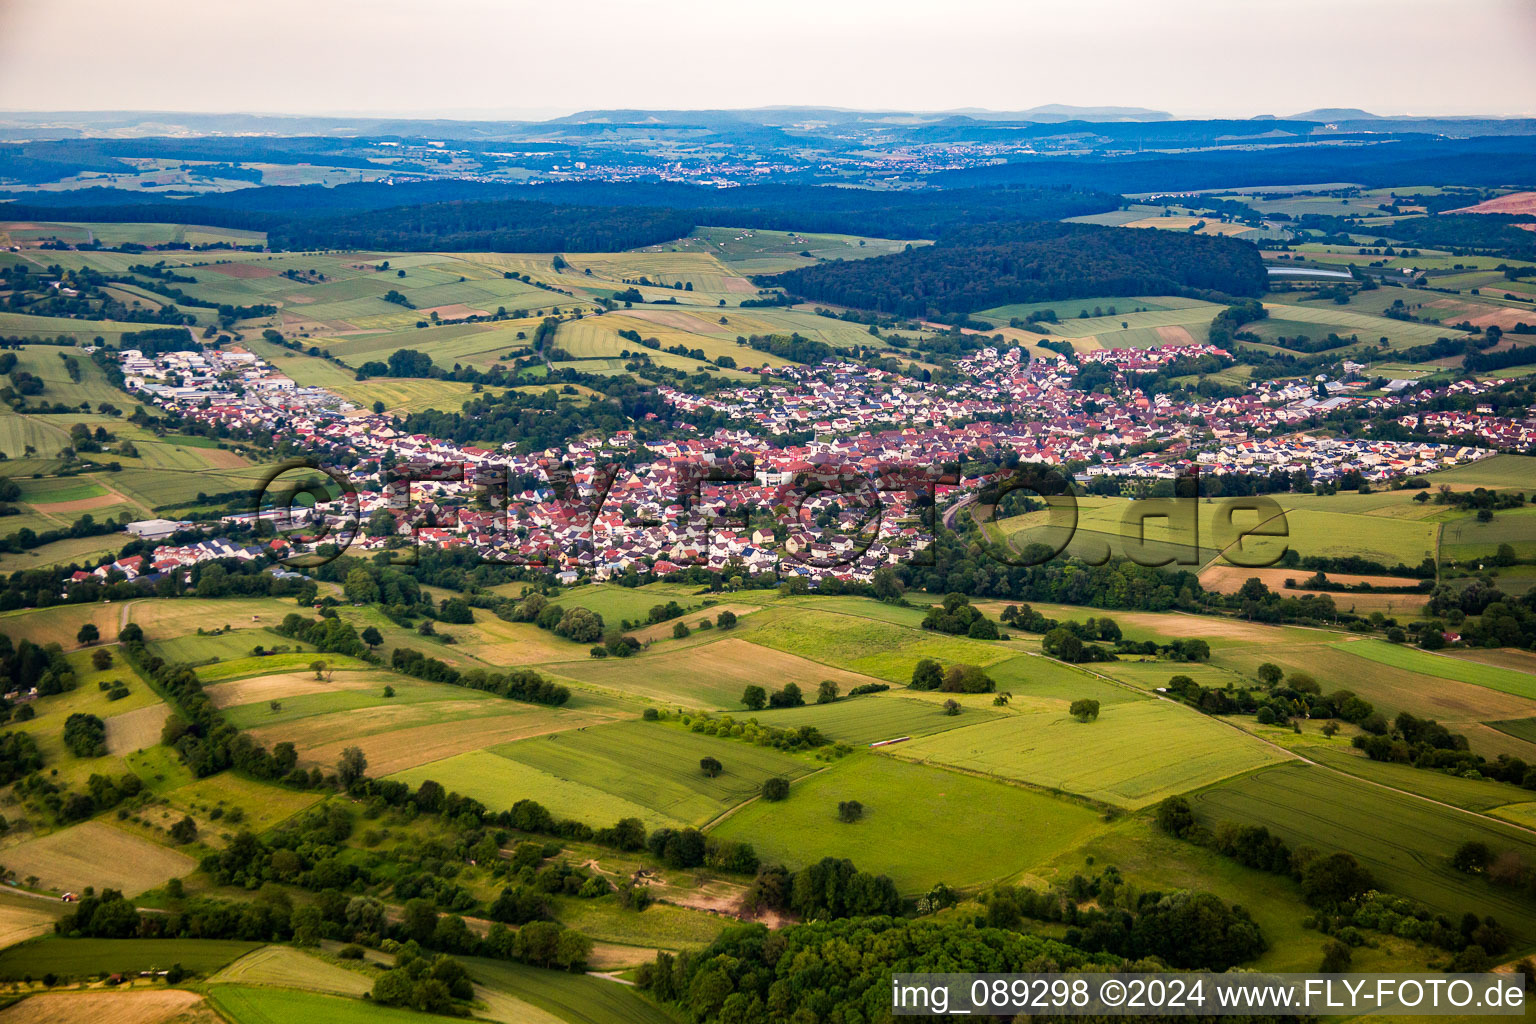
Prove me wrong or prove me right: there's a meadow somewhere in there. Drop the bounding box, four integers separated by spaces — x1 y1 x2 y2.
739 692 1006 745
1334 638 1536 701
210 945 373 997
491 720 816 826
0 821 196 897
464 957 678 1024
891 699 1292 809
1191 762 1536 943
710 754 1105 891
209 985 466 1024
738 606 1014 682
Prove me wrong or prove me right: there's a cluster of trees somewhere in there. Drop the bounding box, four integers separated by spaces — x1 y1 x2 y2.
1371 214 1536 262
1352 710 1536 790
920 592 1000 639
1164 666 1377 728
767 221 1268 320
638 915 1110 1023
389 647 571 706
505 593 606 645
1156 796 1379 911
740 681 812 709
60 712 106 757
910 658 995 693
981 869 1265 970
272 612 369 659
0 634 77 703
1206 299 1268 346
660 708 838 755
1041 617 1124 663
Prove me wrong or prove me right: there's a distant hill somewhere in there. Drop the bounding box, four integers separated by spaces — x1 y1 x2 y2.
1287 108 1382 121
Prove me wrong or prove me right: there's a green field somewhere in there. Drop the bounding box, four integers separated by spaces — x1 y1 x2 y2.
0 937 259 979
711 754 1104 891
738 693 1005 745
891 699 1291 809
1333 638 1536 701
739 606 1013 682
209 984 466 1024
210 945 373 996
489 720 815 826
1191 762 1536 943
465 957 678 1024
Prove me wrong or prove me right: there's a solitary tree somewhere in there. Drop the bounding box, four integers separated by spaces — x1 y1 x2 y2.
741 685 767 711
337 745 368 787
361 626 383 650
169 816 198 844
942 699 961 716
1069 698 1101 722
761 777 790 801
76 624 99 646
1256 663 1283 687
699 756 723 778
90 648 112 671
837 800 864 823
310 660 327 680
716 609 737 629
910 658 943 690
816 680 839 704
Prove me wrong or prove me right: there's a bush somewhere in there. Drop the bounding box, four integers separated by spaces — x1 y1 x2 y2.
837 800 864 823
761 777 790 801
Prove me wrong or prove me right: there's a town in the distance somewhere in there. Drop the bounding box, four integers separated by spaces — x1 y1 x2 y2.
1 98 1536 1024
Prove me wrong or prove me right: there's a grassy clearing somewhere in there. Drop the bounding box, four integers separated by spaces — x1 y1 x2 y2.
549 583 720 624
892 700 1290 809
1300 743 1532 812
163 773 321 835
740 693 1005 746
1424 454 1536 491
710 754 1104 891
491 721 815 827
391 750 667 829
549 636 885 709
739 607 1013 683
210 945 372 996
549 895 728 950
0 937 258 980
1192 762 1536 943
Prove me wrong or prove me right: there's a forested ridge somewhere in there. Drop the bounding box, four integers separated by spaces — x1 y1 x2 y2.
268 199 696 252
765 221 1269 318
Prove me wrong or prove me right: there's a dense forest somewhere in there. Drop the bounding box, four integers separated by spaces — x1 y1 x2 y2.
767 221 1268 318
1369 213 1536 260
269 199 696 252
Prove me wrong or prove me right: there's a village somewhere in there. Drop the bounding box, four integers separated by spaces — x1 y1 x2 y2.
84 336 1520 592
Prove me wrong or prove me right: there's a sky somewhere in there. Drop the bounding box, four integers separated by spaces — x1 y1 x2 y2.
2 0 1534 121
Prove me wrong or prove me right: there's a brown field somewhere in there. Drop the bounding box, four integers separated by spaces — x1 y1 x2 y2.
1215 640 1536 726
1449 191 1536 216
418 303 490 319
32 491 125 515
204 263 276 278
0 897 62 951
1198 565 1429 615
1447 648 1536 675
0 990 203 1024
1155 325 1197 345
1469 308 1536 331
204 670 383 709
104 704 170 755
255 705 607 775
0 821 194 896
0 604 121 651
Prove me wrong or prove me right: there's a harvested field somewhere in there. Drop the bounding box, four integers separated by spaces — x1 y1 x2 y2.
204 670 388 709
211 945 372 997
1154 325 1197 344
0 990 203 1024
1198 565 1428 615
1449 191 1536 216
103 704 170 755
263 705 604 775
0 897 62 951
0 821 194 896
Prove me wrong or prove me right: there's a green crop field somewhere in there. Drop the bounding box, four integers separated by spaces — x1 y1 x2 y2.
891 699 1291 808
1192 762 1536 942
209 985 466 1024
739 606 1013 682
1441 506 1536 561
0 937 259 980
1425 454 1536 490
739 692 1006 745
489 720 815 826
1301 743 1531 812
1332 638 1536 700
711 754 1104 891
465 957 678 1024
210 945 373 996
548 636 886 709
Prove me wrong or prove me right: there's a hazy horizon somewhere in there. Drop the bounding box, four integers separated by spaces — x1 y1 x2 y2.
2 0 1533 122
